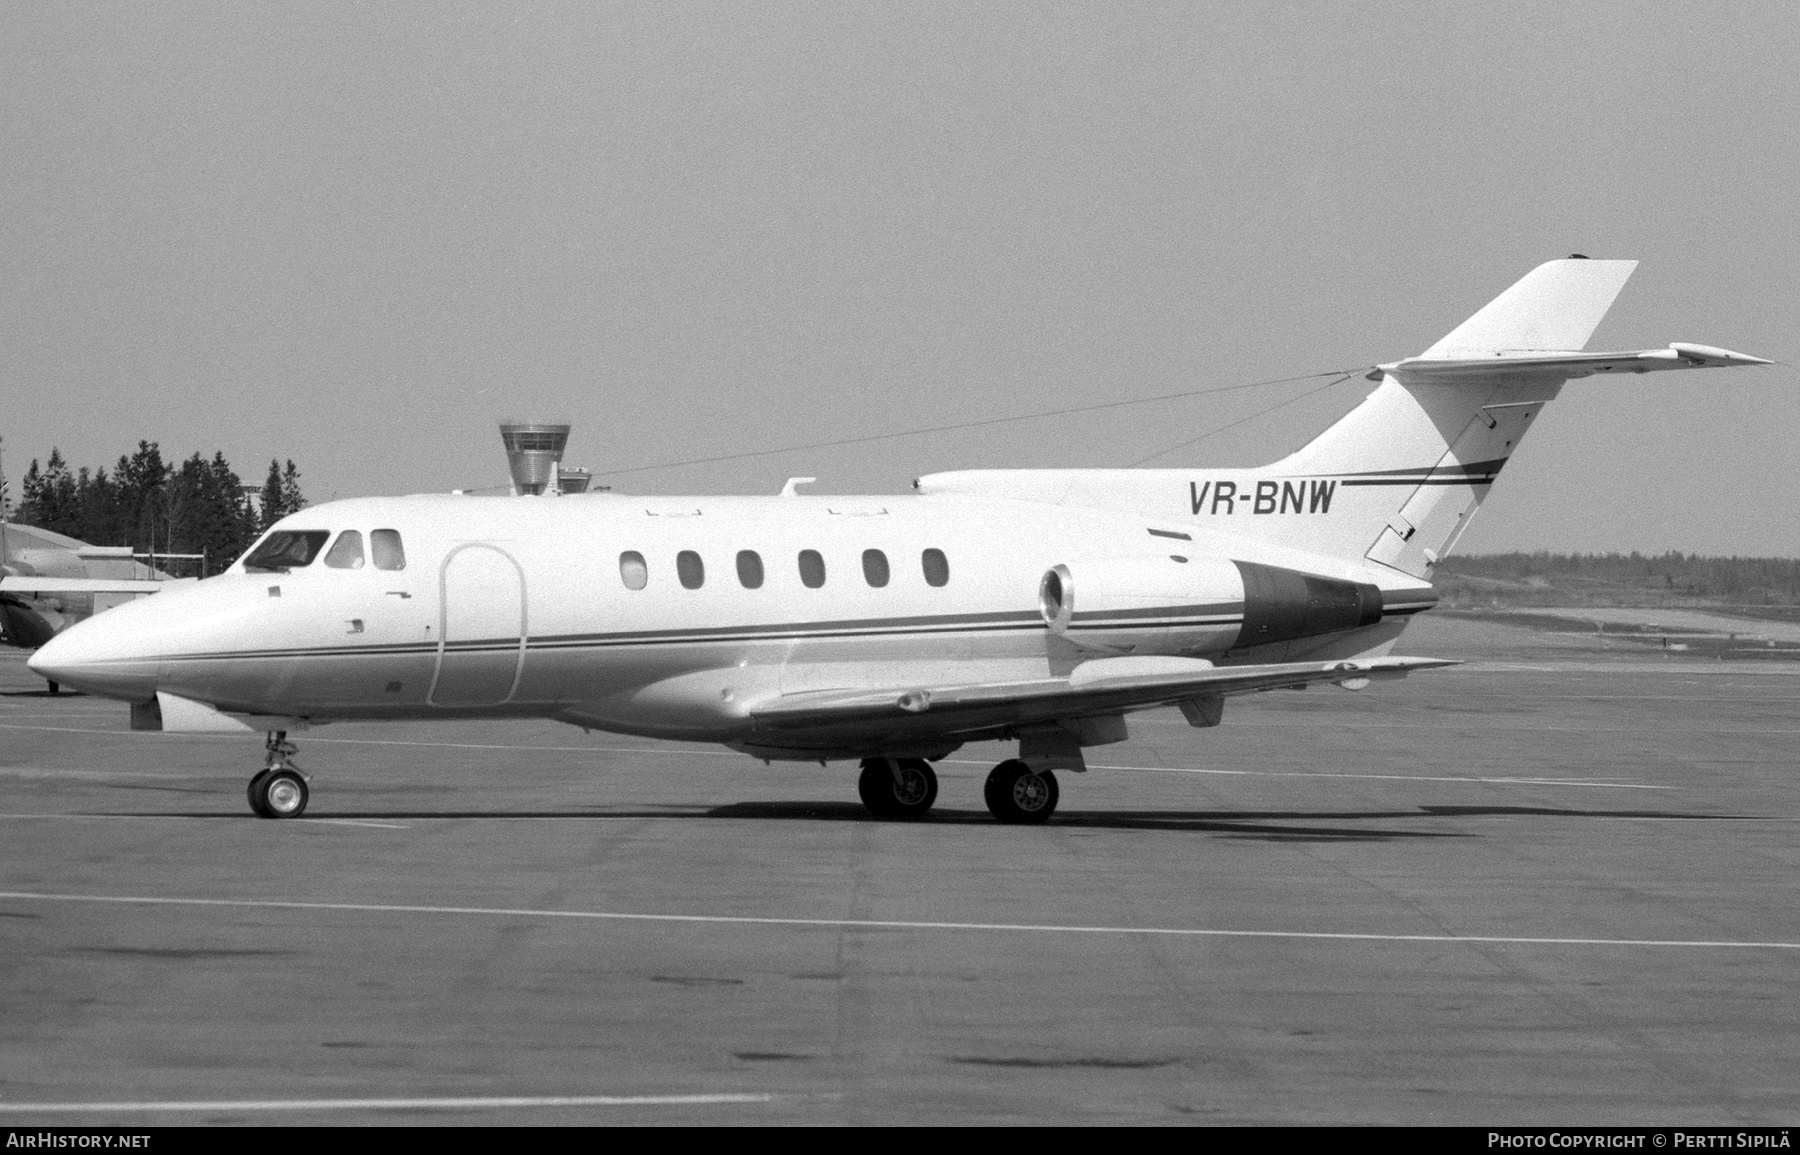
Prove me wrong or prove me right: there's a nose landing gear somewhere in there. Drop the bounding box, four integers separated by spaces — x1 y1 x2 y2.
247 731 309 819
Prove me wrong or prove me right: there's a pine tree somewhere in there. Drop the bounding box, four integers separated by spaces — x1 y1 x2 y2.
30 449 81 538
16 459 44 526
279 459 305 516
116 441 169 555
258 459 285 531
206 451 257 567
77 467 123 546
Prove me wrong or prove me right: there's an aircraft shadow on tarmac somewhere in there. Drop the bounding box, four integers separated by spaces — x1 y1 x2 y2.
0 688 86 697
112 800 1762 840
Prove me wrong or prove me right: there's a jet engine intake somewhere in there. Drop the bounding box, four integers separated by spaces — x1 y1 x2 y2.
1039 555 1246 656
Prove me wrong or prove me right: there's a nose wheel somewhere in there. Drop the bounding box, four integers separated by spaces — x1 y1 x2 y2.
248 732 309 819
857 757 938 819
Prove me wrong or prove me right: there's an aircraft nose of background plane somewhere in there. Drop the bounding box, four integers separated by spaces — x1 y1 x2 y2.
28 607 162 701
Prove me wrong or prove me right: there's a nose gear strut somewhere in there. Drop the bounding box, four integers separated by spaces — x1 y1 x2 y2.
247 730 310 819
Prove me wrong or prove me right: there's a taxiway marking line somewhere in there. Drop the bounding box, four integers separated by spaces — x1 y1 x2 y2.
304 735 741 757
0 1092 777 1113
0 722 738 759
941 759 1668 789
1104 767 1670 790
0 813 671 822
308 818 410 829
0 711 135 718
0 890 1793 951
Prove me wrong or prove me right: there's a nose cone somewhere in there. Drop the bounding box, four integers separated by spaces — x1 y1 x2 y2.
28 604 163 701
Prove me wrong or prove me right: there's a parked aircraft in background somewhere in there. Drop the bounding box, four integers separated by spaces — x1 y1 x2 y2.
28 259 1770 821
0 522 170 689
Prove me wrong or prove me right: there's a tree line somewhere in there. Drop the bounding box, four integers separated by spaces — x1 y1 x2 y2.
1437 551 1800 605
11 442 306 575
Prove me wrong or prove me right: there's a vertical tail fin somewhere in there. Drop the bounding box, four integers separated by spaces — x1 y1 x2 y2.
1242 260 1639 576
1416 259 1637 359
918 259 1768 586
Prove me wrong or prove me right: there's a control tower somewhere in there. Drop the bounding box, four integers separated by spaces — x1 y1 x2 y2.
497 421 598 496
499 421 570 495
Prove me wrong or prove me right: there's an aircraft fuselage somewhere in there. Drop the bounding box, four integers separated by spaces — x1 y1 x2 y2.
36 491 1420 756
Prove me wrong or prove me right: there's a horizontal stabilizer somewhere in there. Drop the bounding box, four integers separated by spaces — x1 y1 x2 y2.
750 654 1458 732
1386 343 1773 382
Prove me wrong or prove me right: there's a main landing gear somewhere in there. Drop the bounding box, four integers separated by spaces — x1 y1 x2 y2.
984 760 1058 825
855 756 1061 824
857 757 938 819
247 731 309 819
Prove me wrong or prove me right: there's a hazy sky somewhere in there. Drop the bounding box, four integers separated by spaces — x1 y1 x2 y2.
3 2 1795 554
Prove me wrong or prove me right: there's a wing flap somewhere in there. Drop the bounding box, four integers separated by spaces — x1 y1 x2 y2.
749 654 1458 731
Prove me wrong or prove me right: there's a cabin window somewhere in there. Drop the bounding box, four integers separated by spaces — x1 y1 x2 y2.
862 549 890 588
371 529 406 571
798 549 826 589
619 551 648 590
736 550 764 589
323 530 366 570
243 530 330 572
677 550 705 589
922 548 950 587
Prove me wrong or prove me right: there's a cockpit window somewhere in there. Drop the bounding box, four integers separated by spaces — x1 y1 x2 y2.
323 530 366 569
244 531 331 573
370 529 406 571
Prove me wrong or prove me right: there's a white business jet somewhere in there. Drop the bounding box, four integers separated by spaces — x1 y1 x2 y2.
27 259 1770 823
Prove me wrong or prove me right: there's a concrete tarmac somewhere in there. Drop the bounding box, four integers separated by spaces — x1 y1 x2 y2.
2 615 1798 1125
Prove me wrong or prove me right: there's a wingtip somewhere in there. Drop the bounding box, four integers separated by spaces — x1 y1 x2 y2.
1668 343 1775 366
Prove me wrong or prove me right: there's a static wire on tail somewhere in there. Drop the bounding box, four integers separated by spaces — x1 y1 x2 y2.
1128 371 1361 467
583 367 1370 481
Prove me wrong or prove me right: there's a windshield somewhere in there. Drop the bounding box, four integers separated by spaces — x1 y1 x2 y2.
243 530 331 573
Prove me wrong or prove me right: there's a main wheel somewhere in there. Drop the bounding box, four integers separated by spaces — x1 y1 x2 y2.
857 757 938 819
984 760 1058 824
250 769 308 819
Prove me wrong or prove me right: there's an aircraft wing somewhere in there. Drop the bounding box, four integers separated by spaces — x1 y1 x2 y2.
0 577 173 594
1387 343 1771 381
748 654 1458 732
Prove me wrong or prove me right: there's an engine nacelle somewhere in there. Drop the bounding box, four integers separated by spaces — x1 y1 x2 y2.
1039 556 1383 656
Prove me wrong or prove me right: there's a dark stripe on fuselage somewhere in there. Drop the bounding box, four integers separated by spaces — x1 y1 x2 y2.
1338 477 1497 487
1330 457 1507 487
1067 601 1239 623
1324 458 1511 479
158 609 1052 664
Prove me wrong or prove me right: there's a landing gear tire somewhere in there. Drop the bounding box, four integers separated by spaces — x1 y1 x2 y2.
857 757 938 819
250 769 308 819
46 681 59 695
248 731 308 819
984 760 1058 824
